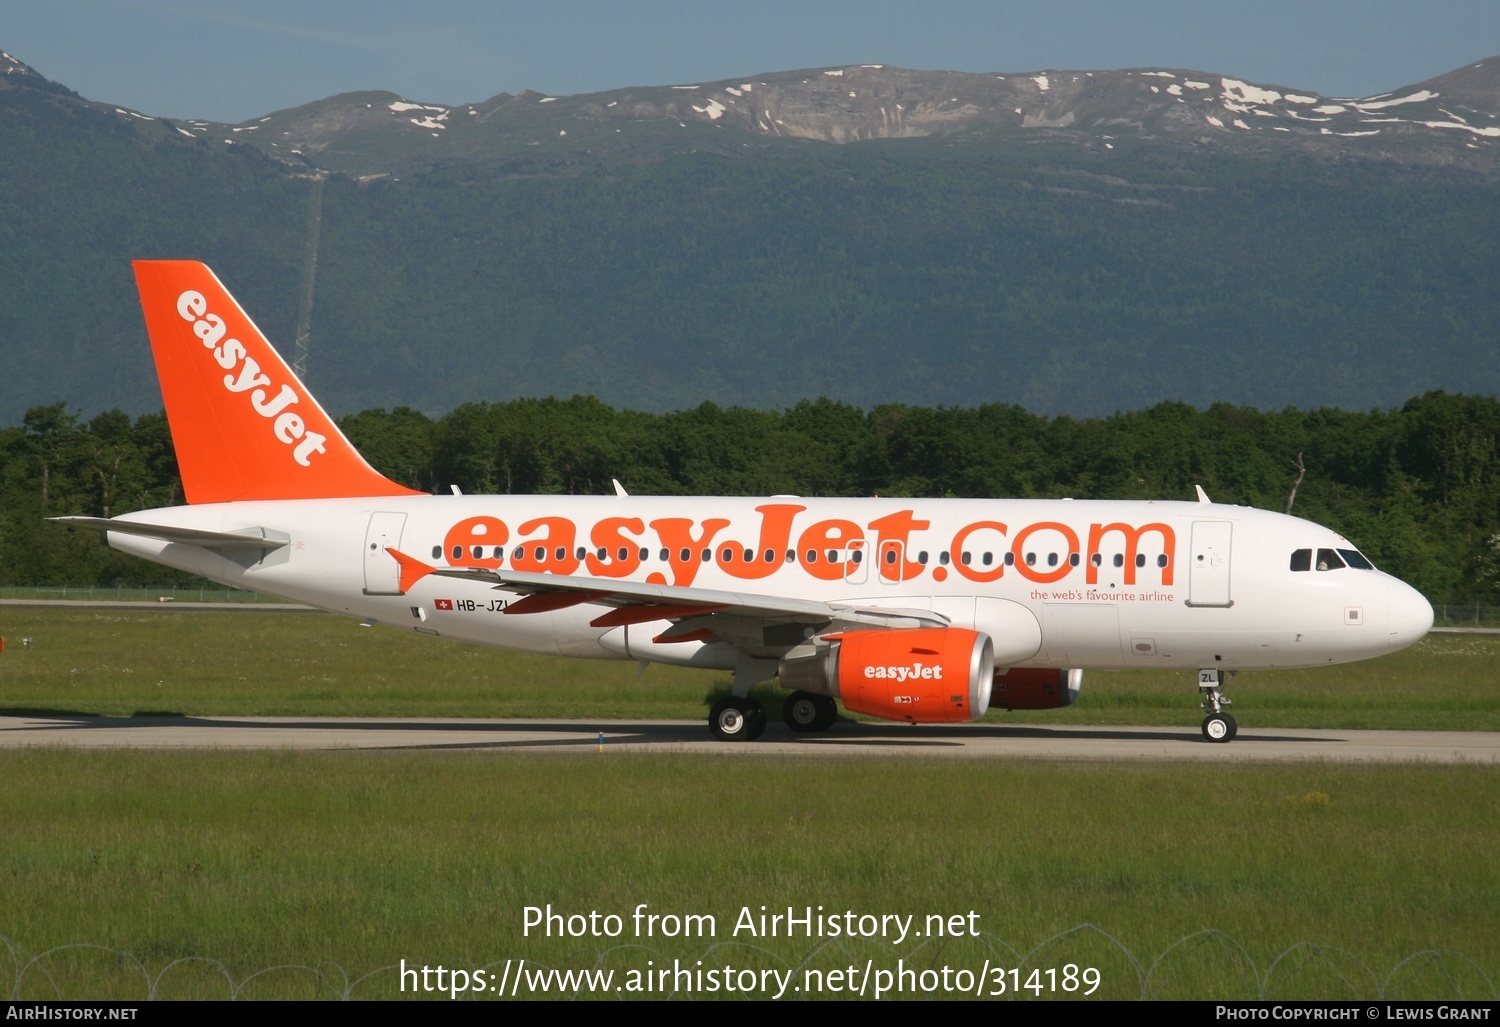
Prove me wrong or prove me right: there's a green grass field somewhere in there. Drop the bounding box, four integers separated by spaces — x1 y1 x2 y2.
0 607 1495 730
0 753 1494 1000
0 608 1495 1001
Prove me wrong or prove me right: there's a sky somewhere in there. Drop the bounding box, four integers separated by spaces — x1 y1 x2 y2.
5 0 1499 124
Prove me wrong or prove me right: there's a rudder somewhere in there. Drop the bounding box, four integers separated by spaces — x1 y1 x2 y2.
133 260 423 504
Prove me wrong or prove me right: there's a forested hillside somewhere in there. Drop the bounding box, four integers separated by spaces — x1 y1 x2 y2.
4 393 1496 604
2 48 1499 422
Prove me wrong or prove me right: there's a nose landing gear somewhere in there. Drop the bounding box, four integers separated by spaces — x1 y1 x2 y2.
1198 668 1237 743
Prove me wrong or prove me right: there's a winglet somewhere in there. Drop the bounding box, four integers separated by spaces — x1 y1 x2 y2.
385 547 436 593
133 260 425 504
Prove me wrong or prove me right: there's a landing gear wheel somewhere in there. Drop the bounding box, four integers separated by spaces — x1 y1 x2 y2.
710 697 766 741
783 691 837 733
1202 712 1238 743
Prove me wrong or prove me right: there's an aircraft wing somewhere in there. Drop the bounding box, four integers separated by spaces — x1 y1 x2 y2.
52 517 289 551
387 548 946 644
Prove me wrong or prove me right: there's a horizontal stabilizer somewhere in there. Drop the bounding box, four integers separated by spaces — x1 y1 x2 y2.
52 517 289 551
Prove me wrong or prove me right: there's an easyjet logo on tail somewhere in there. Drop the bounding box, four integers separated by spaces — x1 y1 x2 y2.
175 289 327 468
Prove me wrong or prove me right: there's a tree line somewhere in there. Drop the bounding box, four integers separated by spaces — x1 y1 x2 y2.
2 391 1496 603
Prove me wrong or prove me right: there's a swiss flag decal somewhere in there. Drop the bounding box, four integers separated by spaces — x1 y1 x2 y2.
434 599 454 611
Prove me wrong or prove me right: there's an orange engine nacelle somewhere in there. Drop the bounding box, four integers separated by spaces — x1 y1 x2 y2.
779 628 994 723
990 667 1083 710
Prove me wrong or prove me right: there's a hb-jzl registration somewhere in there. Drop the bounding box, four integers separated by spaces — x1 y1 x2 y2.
61 262 1435 742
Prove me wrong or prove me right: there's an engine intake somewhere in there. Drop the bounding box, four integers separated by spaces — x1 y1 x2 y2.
779 628 994 723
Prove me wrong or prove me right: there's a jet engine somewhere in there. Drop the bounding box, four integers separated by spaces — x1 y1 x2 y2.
990 667 1083 710
779 628 994 723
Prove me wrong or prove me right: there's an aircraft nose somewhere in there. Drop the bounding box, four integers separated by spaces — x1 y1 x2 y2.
1386 579 1434 649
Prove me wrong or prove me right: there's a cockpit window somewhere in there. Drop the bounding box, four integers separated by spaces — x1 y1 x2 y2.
1316 548 1346 571
1290 549 1311 572
1338 548 1375 570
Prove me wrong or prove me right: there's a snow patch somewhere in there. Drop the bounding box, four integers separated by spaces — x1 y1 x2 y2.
692 98 726 120
1337 130 1380 137
538 97 557 103
1167 84 1182 96
1033 74 1050 91
850 92 857 98
741 84 753 92
823 70 844 77
670 85 700 90
1352 90 1437 110
1142 71 1175 78
1150 86 1159 94
606 101 617 107
411 117 445 130
1222 79 1281 104
390 101 445 113
1284 94 1318 104
559 130 566 136
861 65 884 69
1233 119 1250 130
1205 115 1223 128
1423 121 1500 137
1313 105 1345 114
1184 81 1210 90
726 87 742 96
176 128 194 137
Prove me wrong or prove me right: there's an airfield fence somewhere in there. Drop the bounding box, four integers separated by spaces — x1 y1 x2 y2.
0 585 287 604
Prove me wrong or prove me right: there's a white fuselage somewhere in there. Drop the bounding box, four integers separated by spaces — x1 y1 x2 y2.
105 495 1435 674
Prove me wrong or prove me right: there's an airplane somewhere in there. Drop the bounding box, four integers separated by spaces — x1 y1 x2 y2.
56 261 1435 743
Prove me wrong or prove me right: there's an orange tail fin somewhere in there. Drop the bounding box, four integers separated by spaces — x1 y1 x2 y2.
133 260 423 504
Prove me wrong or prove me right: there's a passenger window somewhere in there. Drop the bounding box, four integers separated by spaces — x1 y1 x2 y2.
1004 552 1015 566
513 546 524 560
1113 554 1124 568
1157 554 1168 568
700 549 711 562
1090 553 1102 567
660 548 670 562
679 548 690 562
806 549 819 563
743 549 754 562
1046 553 1058 567
827 550 840 563
493 547 503 560
1135 554 1146 568
431 546 442 560
961 552 972 565
1070 553 1081 567
639 548 650 562
471 545 483 560
1024 552 1035 566
785 551 795 563
939 551 950 566
618 547 629 561
983 552 994 566
884 550 896 565
451 545 463 560
917 551 929 565
721 548 734 562
764 548 776 563
851 550 863 564
1290 549 1311 572
573 547 584 560
597 547 608 560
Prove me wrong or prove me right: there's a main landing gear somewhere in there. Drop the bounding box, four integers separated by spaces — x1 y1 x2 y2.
708 654 778 741
1198 668 1237 743
783 691 838 733
709 696 767 741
